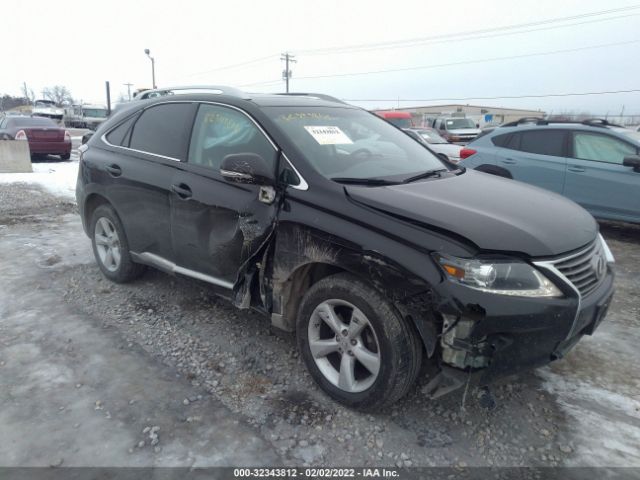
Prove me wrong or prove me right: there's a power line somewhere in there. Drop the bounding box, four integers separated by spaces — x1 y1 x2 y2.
239 79 282 88
292 39 639 81
296 13 639 57
296 5 640 56
342 89 640 103
181 53 277 79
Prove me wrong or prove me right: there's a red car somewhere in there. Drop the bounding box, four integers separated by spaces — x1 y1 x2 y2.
0 115 72 160
373 110 415 128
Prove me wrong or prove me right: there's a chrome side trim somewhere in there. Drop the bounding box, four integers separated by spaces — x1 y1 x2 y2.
198 101 279 151
533 257 582 340
599 233 615 263
101 99 309 190
101 134 182 162
132 252 234 290
533 236 609 341
220 169 252 180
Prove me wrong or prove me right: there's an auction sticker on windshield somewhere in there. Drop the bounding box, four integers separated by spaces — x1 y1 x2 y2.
304 126 353 145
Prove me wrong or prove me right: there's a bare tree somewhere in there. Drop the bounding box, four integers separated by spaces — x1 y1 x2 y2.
42 85 74 106
21 82 35 103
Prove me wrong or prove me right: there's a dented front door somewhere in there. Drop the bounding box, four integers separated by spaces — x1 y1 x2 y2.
169 103 279 287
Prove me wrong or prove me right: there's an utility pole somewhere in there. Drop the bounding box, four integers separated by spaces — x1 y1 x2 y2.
105 81 112 116
281 52 296 93
144 49 157 89
123 82 133 101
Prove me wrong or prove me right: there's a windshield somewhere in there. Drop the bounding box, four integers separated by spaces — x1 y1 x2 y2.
415 129 448 144
386 117 412 128
267 107 446 181
83 109 108 118
444 118 476 130
11 117 57 127
34 100 56 107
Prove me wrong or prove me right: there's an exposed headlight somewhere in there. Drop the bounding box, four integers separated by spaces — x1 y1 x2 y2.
433 253 562 297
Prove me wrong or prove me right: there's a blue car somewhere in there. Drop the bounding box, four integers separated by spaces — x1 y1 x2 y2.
460 119 640 224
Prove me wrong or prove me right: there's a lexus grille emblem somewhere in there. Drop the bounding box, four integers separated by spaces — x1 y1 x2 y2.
592 254 606 279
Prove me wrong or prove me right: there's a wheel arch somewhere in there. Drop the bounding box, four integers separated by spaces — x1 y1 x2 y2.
82 193 113 234
475 164 513 179
268 224 440 358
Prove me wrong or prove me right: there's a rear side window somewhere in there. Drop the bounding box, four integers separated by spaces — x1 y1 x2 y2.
129 103 195 160
491 133 511 147
519 130 565 156
105 114 138 147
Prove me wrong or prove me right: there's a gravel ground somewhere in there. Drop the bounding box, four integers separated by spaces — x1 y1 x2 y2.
1 182 639 471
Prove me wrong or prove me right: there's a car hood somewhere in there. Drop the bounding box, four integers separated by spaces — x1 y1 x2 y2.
428 143 462 157
447 128 481 135
345 170 597 257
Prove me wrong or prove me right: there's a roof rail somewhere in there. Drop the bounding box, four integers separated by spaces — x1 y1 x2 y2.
502 116 625 129
581 118 623 128
501 117 548 127
274 92 346 104
135 85 248 100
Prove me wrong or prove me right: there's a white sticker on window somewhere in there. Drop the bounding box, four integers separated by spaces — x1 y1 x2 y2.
304 126 353 145
446 120 454 125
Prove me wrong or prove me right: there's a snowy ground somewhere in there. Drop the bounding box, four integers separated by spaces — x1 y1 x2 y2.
0 158 79 200
0 165 639 473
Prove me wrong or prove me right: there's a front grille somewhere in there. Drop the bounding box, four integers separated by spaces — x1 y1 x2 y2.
551 240 606 297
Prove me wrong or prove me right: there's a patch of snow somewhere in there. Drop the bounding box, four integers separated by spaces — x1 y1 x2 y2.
0 160 79 201
538 367 640 467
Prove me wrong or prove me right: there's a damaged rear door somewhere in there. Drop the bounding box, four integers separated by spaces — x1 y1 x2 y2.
169 102 279 293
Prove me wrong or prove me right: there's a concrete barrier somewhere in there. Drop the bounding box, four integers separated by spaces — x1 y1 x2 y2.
0 141 32 173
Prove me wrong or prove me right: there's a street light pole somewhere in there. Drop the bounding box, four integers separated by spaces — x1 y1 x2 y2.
144 49 156 89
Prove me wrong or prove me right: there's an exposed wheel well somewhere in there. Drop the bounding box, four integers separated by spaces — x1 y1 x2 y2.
280 262 346 328
475 164 513 179
83 193 111 231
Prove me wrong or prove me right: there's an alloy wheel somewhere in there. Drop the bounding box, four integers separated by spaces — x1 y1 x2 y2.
308 299 381 393
94 217 121 272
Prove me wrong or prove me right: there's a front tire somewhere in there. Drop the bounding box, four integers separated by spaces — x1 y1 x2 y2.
297 273 422 410
90 204 146 283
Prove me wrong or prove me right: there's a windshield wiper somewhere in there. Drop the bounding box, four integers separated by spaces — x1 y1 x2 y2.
402 169 449 184
331 177 400 186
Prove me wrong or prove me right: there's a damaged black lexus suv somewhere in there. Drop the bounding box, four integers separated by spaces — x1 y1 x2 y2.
76 87 615 409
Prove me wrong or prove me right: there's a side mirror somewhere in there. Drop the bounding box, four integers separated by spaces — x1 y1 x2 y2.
623 155 640 172
81 132 94 145
220 153 275 186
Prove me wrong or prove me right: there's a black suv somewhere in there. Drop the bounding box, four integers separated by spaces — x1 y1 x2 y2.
77 87 615 409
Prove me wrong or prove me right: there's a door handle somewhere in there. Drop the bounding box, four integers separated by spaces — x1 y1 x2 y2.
171 183 193 199
568 165 586 173
105 164 121 177
501 158 517 165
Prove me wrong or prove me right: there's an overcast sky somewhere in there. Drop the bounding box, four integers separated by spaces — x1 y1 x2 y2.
4 0 640 117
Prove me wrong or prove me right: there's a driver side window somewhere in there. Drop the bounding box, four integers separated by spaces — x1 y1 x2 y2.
572 132 637 165
188 104 276 171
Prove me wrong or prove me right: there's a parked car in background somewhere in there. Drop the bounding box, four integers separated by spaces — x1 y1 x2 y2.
64 104 109 130
32 99 64 121
432 116 480 144
460 118 640 224
77 88 614 409
403 128 463 163
0 115 71 160
373 110 414 128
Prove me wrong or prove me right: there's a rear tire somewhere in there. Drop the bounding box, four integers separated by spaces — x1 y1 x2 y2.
90 204 146 283
61 153 71 161
297 273 422 410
